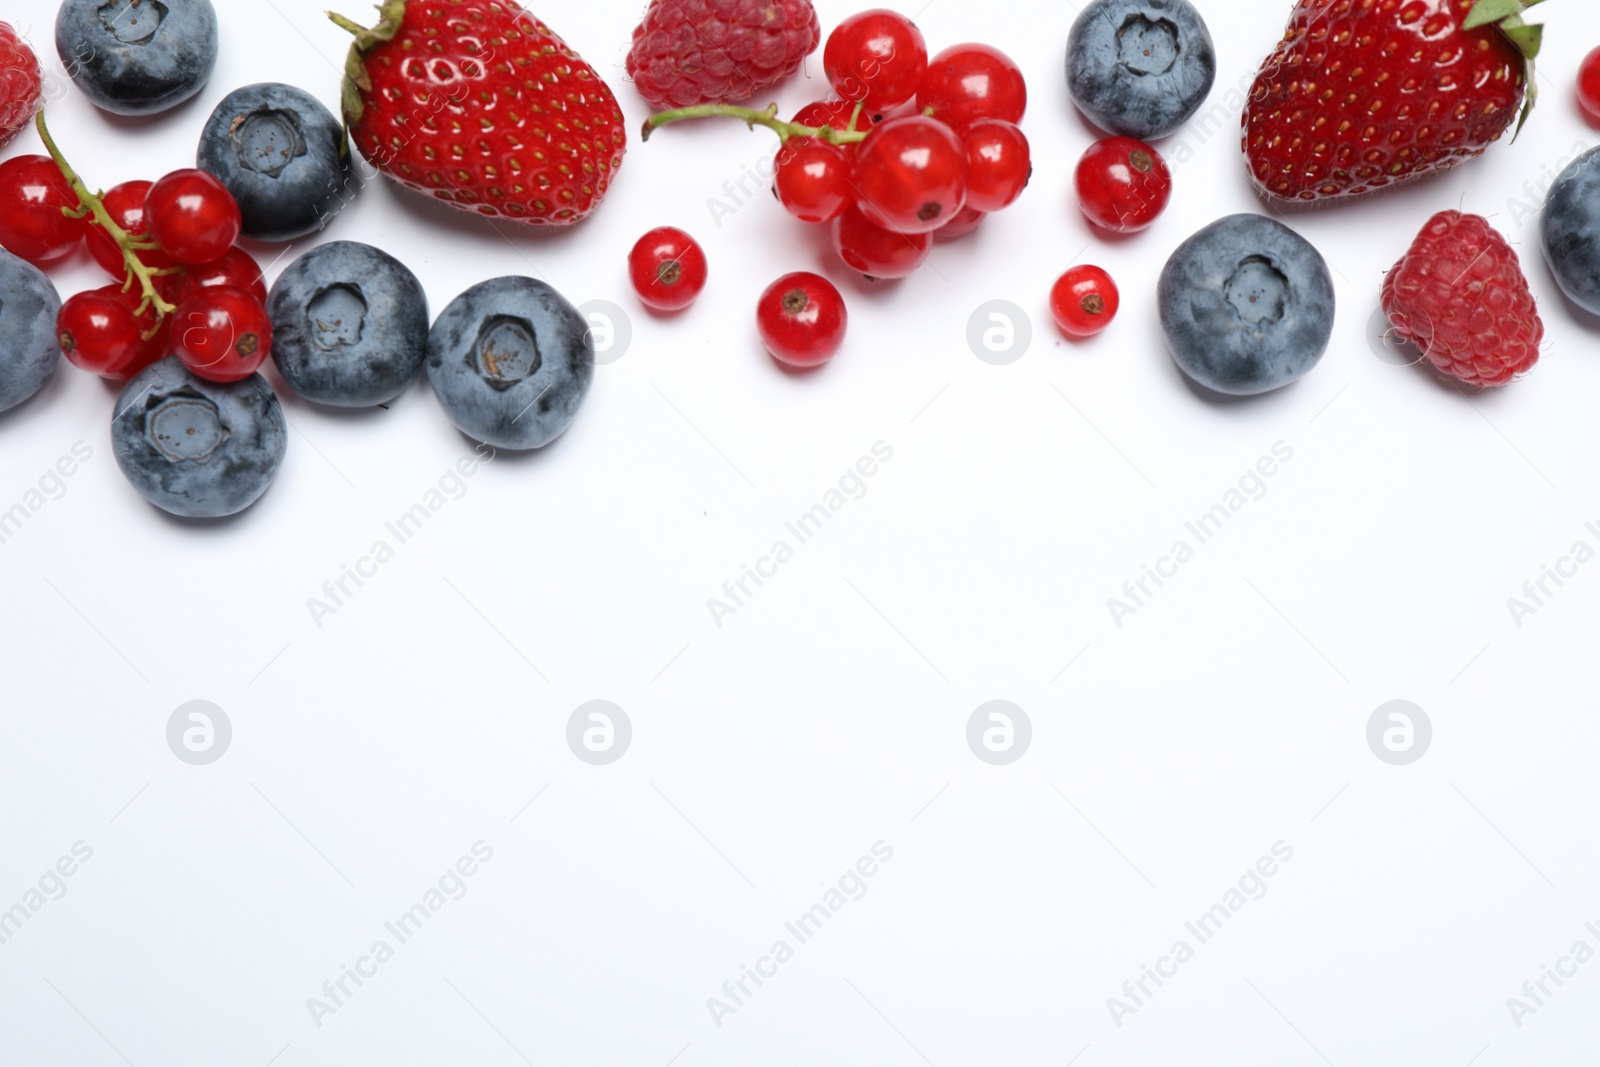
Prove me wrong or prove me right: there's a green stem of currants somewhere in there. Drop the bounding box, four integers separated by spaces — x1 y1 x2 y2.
641 102 871 145
34 110 176 320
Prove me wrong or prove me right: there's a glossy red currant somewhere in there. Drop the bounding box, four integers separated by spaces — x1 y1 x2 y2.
962 119 1031 213
916 44 1027 130
852 116 969 234
791 99 877 154
86 179 174 280
823 10 929 110
146 169 242 266
1580 46 1600 128
757 272 847 368
775 140 853 224
174 285 271 382
57 286 164 380
628 226 708 312
1076 137 1171 234
1050 265 1119 339
184 246 268 306
0 154 82 263
934 205 985 241
832 206 930 279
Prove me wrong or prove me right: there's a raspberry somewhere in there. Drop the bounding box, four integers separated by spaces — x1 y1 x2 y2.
627 0 820 110
0 21 43 147
1382 211 1544 389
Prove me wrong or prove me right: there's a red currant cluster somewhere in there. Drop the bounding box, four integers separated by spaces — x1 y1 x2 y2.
645 11 1031 281
0 116 270 384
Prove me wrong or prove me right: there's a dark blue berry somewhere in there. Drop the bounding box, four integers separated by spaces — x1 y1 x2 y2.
0 250 61 413
197 82 352 242
1158 214 1335 396
1067 0 1216 140
112 357 287 518
55 0 218 117
269 241 428 408
425 277 594 450
1542 146 1600 317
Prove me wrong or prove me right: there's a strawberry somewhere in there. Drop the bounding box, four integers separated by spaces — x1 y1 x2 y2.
1244 0 1544 203
1381 210 1543 388
330 0 626 226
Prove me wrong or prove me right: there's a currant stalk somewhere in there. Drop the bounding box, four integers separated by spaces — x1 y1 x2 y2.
34 110 177 323
641 102 871 145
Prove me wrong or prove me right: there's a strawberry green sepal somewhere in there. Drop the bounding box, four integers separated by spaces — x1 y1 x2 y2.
328 0 408 127
1463 0 1548 139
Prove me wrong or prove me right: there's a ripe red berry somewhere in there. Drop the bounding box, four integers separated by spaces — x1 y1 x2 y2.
775 140 853 223
852 116 968 234
174 285 271 382
934 205 985 241
86 179 175 281
757 271 847 367
791 99 876 155
823 9 928 110
58 287 164 380
832 206 930 278
628 226 708 312
1580 46 1600 128
1075 137 1171 234
917 43 1027 129
1050 265 1119 339
0 21 44 147
146 169 242 266
962 118 1031 213
184 247 268 306
0 155 82 263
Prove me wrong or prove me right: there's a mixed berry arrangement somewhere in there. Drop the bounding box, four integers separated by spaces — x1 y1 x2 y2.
0 0 1591 521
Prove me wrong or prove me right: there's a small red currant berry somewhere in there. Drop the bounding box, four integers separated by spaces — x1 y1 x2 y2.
775 140 853 224
1075 137 1172 234
823 10 929 110
916 44 1027 129
85 179 173 280
628 226 708 313
1580 46 1600 128
934 205 985 241
832 206 930 279
0 154 83 263
58 288 148 380
757 272 847 368
174 285 271 382
146 169 242 266
1050 265 1119 339
184 246 268 306
962 119 1031 213
852 115 969 234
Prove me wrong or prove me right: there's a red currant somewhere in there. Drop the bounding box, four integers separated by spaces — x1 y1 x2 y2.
628 226 708 312
1580 46 1600 128
775 140 853 223
962 119 1031 213
0 155 82 263
146 169 242 266
916 44 1027 129
757 272 847 368
184 246 268 306
86 179 174 280
852 116 968 234
791 99 876 154
823 10 929 110
1075 137 1171 234
934 205 985 241
1050 265 1119 339
832 206 930 279
174 286 271 382
58 286 164 380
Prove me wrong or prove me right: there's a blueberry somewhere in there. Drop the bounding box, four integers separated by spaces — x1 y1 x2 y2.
0 250 62 413
1067 0 1216 140
425 277 594 450
1542 146 1600 316
112 357 287 518
55 0 218 117
197 83 351 242
268 241 429 408
1158 214 1335 396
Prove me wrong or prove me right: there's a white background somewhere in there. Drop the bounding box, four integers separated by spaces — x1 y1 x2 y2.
2 0 1598 1064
